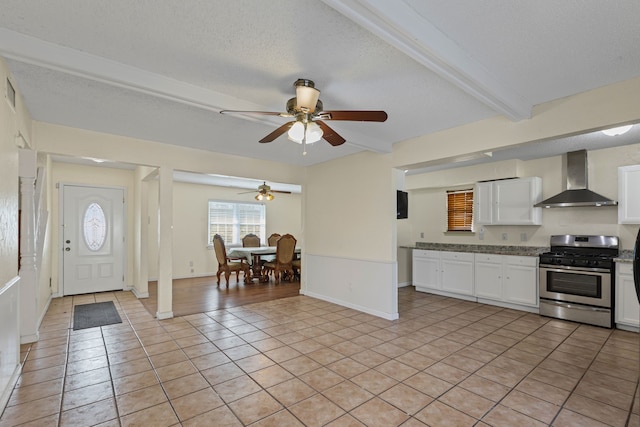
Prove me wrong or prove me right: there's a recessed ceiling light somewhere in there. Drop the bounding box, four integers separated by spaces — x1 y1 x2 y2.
82 157 106 163
601 125 633 136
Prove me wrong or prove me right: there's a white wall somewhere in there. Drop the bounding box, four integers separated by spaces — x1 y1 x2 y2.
47 163 303 284
303 151 399 319
33 123 305 185
394 77 640 291
0 58 31 411
36 155 54 320
404 143 640 250
147 181 302 279
25 72 640 326
393 77 640 171
48 162 136 295
34 122 305 307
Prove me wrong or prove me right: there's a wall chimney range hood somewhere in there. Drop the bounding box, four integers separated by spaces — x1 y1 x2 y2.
534 150 617 208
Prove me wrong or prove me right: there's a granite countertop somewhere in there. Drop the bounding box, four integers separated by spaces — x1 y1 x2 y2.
402 242 547 257
401 243 635 262
614 250 634 263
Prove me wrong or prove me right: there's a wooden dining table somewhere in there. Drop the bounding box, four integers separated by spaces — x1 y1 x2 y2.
226 246 300 282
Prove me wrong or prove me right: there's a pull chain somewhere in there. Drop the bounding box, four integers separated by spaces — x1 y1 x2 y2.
302 122 307 156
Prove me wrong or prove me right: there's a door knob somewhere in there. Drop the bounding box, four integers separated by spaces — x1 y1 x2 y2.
66 240 71 244
65 247 71 251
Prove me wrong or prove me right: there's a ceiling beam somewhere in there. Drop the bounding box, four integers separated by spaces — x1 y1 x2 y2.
0 28 392 154
0 28 274 121
323 0 532 121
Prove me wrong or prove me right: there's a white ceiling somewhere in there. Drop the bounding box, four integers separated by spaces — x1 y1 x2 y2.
1 1 640 170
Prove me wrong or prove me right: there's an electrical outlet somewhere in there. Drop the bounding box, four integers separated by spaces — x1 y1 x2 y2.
502 233 508 241
520 233 527 242
420 232 424 238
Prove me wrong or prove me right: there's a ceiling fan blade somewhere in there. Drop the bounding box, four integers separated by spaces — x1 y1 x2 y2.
316 121 346 146
220 110 292 118
259 122 295 143
271 190 292 194
318 110 388 122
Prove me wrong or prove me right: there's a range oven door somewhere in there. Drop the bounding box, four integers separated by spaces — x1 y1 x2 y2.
539 265 611 308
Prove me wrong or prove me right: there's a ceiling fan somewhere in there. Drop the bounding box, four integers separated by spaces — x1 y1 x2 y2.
239 181 291 201
220 79 387 152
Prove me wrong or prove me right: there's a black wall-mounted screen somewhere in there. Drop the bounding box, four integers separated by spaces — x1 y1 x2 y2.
397 190 408 219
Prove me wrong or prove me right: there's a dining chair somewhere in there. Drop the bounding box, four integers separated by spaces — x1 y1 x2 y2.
263 234 297 283
292 258 301 280
267 233 281 246
213 234 251 286
242 233 260 247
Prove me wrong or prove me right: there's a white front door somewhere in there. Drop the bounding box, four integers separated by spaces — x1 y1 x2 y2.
62 185 125 295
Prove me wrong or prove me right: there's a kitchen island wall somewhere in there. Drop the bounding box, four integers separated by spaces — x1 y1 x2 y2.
400 142 640 251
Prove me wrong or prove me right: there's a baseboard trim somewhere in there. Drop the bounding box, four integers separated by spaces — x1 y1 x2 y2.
130 287 149 299
301 290 399 321
20 333 39 345
156 311 174 320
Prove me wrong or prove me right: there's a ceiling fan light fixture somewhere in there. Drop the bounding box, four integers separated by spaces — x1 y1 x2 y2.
295 79 320 113
601 125 633 136
287 121 323 144
255 192 274 201
287 121 305 141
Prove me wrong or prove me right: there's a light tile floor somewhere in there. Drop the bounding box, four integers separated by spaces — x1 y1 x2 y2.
1 288 638 426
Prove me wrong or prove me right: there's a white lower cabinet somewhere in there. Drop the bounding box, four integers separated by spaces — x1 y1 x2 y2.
503 256 538 307
412 250 474 300
474 254 539 310
615 263 640 329
414 249 537 309
412 250 441 292
441 252 474 296
474 254 503 300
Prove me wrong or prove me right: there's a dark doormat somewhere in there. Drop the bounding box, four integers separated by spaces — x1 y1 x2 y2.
73 301 122 330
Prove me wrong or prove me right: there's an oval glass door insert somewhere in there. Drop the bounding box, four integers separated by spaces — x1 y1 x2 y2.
83 202 107 251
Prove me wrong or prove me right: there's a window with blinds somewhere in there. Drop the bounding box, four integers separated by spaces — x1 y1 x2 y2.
447 189 474 232
208 201 266 246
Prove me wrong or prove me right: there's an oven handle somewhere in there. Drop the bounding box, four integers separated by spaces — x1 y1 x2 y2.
539 264 611 274
540 299 611 313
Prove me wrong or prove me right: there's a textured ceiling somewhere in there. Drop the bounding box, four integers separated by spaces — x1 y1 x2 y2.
1 0 639 169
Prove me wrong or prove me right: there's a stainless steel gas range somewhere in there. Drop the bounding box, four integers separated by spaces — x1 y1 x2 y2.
539 235 618 328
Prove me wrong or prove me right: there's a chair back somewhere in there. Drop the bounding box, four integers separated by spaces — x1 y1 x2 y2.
275 234 297 264
242 233 260 247
213 234 228 265
267 233 281 246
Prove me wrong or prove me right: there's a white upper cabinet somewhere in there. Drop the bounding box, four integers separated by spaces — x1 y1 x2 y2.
475 177 542 225
618 165 640 224
474 182 493 225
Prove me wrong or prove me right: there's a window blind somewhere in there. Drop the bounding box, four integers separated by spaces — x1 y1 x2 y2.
208 201 265 245
447 189 474 232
